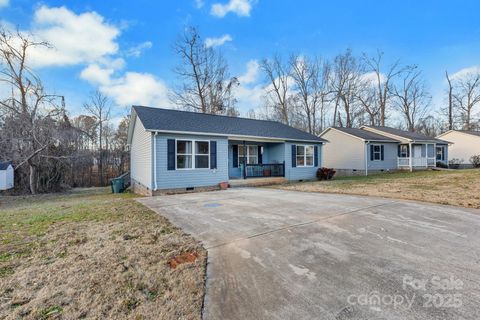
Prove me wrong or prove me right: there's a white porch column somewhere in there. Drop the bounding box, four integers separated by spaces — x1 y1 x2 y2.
409 142 413 172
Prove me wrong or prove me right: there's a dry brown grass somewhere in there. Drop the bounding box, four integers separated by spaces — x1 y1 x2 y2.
0 188 206 320
272 169 480 209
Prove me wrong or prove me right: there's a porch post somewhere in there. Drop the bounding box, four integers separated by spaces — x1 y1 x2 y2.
409 142 413 172
243 140 246 179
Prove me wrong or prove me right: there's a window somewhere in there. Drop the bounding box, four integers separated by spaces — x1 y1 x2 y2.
176 140 192 169
372 145 382 161
238 145 259 165
399 145 409 158
176 140 209 169
436 146 445 161
296 145 314 167
195 141 209 168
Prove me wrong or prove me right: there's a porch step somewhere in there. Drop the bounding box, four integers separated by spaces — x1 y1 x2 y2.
229 177 286 188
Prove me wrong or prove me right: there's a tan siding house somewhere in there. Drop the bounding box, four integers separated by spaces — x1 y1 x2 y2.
322 128 365 171
437 130 480 167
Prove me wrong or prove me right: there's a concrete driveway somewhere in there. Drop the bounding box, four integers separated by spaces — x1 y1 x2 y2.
137 188 480 320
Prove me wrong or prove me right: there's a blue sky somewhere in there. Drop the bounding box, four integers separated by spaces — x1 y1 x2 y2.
1 0 480 123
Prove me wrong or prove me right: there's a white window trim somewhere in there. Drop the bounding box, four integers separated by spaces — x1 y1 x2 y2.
296 144 315 167
238 145 259 165
372 144 382 161
175 139 210 170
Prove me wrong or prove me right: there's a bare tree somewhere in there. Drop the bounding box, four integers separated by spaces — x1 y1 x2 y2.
392 69 431 131
331 49 362 128
84 90 111 186
362 51 412 126
445 71 454 130
453 71 480 130
290 54 332 134
0 27 66 194
172 26 238 115
260 55 293 124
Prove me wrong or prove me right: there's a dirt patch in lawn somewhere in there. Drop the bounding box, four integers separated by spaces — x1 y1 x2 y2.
0 188 206 320
271 169 480 209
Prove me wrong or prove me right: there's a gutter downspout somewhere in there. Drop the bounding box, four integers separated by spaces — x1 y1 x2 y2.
365 141 369 176
153 132 158 191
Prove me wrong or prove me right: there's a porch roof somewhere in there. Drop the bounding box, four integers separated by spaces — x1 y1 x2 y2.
132 106 326 143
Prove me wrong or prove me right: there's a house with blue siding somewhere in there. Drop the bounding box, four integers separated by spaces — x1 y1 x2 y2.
320 126 451 176
127 106 326 195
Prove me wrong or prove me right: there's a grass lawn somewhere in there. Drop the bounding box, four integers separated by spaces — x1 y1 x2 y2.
0 188 206 320
272 169 480 209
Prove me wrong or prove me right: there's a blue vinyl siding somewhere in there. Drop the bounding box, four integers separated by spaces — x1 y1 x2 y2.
284 142 322 181
366 142 398 170
154 133 228 189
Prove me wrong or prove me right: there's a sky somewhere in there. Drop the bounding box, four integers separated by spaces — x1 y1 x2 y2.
1 0 480 124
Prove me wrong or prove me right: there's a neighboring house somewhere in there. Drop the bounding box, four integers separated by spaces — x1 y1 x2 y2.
320 126 450 175
437 130 480 167
0 162 14 190
127 106 326 195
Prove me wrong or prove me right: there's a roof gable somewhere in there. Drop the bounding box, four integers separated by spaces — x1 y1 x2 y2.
131 106 325 143
438 130 480 138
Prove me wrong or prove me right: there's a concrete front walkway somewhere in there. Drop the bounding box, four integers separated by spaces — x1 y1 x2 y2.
137 188 480 320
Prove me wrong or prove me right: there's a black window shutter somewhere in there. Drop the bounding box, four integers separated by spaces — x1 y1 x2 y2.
370 145 374 161
291 145 296 167
210 141 217 169
258 146 262 164
398 145 401 157
380 145 384 161
314 145 319 167
407 145 410 157
167 139 175 170
232 145 238 168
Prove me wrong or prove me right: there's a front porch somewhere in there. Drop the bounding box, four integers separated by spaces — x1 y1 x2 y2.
397 143 438 169
228 140 286 180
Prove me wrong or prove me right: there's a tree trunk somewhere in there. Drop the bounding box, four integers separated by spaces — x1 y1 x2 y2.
29 164 37 194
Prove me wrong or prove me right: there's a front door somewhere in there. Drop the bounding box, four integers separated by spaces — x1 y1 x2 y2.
413 145 422 158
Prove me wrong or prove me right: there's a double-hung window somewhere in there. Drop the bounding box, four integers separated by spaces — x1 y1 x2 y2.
372 145 382 161
176 140 209 169
238 145 258 165
296 145 314 167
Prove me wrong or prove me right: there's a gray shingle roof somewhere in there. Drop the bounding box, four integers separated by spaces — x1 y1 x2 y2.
364 126 449 143
0 161 12 170
331 127 399 142
133 106 325 142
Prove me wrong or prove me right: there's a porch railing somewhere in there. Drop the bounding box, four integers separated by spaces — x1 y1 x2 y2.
245 163 285 178
397 157 436 168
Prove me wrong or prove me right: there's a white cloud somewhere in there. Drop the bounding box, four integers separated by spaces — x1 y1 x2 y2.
28 5 120 68
205 34 232 48
238 59 260 84
81 64 170 107
211 0 252 18
194 0 204 8
360 71 386 85
126 41 152 57
451 65 480 81
0 0 9 8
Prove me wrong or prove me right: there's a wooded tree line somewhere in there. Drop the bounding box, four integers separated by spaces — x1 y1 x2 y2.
0 28 128 194
173 27 480 136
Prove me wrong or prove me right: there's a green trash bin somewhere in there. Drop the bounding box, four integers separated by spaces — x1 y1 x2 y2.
111 178 123 193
